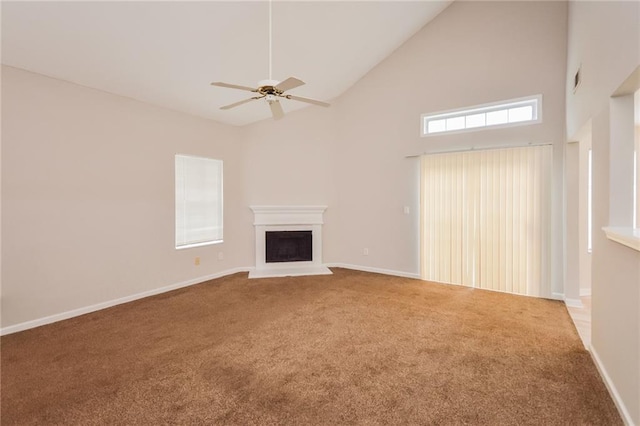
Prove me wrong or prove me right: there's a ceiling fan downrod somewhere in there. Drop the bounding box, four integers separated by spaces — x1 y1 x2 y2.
268 0 272 81
209 0 330 119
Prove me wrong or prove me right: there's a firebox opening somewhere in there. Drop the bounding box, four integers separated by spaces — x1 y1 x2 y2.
265 231 312 263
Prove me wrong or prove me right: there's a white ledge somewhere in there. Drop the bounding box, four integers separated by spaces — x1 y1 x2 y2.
602 227 640 252
250 205 327 226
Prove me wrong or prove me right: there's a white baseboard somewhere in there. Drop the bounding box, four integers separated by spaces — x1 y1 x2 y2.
326 263 420 280
2 264 418 335
564 297 584 308
580 288 592 297
589 345 635 425
552 292 565 301
0 267 253 336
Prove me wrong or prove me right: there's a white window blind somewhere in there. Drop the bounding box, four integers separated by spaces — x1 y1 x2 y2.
175 155 223 249
420 145 552 297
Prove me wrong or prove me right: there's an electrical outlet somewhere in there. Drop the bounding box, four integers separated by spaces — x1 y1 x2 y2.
363 248 369 256
194 256 200 266
403 206 410 214
218 252 224 261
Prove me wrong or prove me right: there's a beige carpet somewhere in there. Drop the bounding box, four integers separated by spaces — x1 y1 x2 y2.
1 268 621 425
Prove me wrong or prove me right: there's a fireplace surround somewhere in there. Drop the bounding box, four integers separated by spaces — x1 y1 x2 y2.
249 205 332 279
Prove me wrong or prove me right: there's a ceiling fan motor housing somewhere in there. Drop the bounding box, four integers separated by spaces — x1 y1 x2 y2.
258 79 280 88
258 79 283 97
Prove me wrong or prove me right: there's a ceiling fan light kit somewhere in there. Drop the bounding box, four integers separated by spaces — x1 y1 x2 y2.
210 1 329 120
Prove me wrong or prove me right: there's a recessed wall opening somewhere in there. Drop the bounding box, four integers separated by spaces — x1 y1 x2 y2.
266 230 313 263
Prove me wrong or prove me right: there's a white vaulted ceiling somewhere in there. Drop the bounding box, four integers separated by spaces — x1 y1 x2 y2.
1 1 452 126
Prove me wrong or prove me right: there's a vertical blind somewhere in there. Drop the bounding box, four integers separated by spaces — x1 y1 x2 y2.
175 155 223 248
420 145 552 297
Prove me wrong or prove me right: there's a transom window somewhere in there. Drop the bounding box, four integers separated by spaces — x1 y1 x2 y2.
421 95 542 136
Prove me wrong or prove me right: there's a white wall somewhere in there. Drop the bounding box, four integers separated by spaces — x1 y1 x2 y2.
566 1 640 139
1 66 251 328
566 1 640 423
243 1 568 290
565 141 581 304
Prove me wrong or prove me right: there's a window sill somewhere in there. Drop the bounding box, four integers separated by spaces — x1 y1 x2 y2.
176 240 223 250
602 227 640 252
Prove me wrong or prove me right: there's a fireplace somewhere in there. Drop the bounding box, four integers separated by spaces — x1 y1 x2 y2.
266 231 312 263
249 205 332 279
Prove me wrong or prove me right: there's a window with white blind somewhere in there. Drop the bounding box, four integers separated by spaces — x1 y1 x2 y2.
421 95 542 137
420 145 552 297
175 154 223 249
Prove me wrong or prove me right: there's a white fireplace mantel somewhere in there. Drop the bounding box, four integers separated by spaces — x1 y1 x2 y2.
249 205 332 279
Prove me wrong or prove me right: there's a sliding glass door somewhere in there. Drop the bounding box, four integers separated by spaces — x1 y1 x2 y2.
420 145 552 297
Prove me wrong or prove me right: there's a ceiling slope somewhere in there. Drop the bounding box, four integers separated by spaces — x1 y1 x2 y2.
2 1 452 126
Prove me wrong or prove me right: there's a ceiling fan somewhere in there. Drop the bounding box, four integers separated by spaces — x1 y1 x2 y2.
210 1 330 120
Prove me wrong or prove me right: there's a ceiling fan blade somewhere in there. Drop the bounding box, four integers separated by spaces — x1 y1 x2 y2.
211 82 257 92
275 77 305 92
286 95 330 108
269 100 285 120
220 96 262 110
